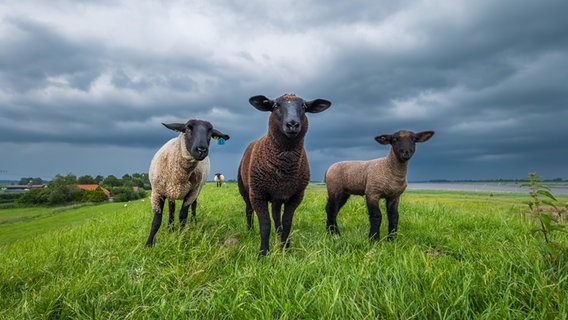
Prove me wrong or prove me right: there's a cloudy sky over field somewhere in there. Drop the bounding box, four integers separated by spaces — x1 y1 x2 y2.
1 0 567 182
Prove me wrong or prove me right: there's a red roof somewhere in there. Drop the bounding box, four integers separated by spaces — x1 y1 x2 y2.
77 184 111 198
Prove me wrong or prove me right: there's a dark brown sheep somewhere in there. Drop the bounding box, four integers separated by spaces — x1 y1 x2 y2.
325 130 434 241
238 93 332 256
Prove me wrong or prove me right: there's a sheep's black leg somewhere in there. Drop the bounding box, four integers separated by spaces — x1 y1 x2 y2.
272 201 283 235
245 202 254 230
146 197 165 246
241 190 254 230
168 200 176 232
280 192 304 250
366 196 382 241
238 182 254 229
190 200 197 223
386 197 400 240
238 174 255 229
146 213 163 246
179 197 191 231
252 198 271 256
325 197 338 234
325 192 349 235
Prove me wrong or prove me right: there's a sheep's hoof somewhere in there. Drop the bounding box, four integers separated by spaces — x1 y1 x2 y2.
369 233 381 241
280 240 291 249
327 226 341 236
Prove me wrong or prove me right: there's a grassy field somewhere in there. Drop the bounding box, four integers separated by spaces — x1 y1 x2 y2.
1 183 567 319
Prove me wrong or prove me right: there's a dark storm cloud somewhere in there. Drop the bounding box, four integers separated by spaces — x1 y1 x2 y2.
1 0 567 181
0 17 104 92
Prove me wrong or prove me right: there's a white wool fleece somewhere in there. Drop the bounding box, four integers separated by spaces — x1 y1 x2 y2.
149 134 209 212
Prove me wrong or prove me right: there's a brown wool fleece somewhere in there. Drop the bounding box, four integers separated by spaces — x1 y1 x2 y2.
325 148 409 201
239 114 310 201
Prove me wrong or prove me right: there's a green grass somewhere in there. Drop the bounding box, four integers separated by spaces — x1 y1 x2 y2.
0 183 567 319
0 203 121 245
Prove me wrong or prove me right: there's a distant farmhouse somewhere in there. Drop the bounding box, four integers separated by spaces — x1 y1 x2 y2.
77 184 112 200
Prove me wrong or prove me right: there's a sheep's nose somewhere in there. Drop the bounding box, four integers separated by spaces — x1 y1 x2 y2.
196 146 207 154
286 121 300 130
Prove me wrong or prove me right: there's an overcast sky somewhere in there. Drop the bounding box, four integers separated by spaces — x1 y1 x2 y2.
1 0 567 182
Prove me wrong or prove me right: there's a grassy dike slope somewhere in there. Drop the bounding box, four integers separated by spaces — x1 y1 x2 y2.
0 183 567 319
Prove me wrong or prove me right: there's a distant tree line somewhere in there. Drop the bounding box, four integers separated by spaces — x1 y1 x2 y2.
15 173 151 189
17 177 46 185
15 173 150 206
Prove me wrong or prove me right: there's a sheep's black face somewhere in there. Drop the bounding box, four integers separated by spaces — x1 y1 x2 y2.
392 132 416 162
184 120 214 160
272 95 307 138
375 130 435 163
162 119 231 161
249 93 332 139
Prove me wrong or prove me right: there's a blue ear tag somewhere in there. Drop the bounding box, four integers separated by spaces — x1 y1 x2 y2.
217 137 226 145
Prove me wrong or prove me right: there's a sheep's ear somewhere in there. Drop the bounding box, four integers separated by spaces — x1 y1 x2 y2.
212 129 230 141
162 123 187 133
249 95 273 112
374 134 392 145
415 131 435 143
304 99 332 113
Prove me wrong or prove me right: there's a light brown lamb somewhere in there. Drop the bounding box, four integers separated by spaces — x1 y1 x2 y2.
324 130 434 240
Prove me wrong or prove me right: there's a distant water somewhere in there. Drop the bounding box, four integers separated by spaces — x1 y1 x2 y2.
407 182 568 195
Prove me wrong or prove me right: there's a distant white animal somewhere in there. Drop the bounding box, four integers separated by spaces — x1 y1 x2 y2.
214 173 225 187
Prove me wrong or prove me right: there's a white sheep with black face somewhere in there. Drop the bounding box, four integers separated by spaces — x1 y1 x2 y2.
214 173 224 187
145 119 230 247
324 130 434 240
